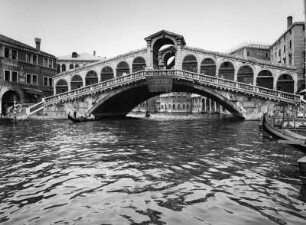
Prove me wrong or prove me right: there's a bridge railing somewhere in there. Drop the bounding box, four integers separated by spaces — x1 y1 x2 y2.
44 69 300 106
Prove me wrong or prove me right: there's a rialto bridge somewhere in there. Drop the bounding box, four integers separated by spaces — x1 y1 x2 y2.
26 30 301 120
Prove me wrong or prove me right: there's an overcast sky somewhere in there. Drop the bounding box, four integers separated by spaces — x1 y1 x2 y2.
0 0 304 57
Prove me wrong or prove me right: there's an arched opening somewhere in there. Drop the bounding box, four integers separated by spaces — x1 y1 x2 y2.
1 90 20 115
256 70 273 89
56 79 68 94
101 66 114 82
182 54 198 73
70 75 83 90
69 64 74 70
61 64 66 72
116 61 130 77
277 74 294 93
200 58 216 76
219 61 235 80
75 64 79 68
152 39 175 69
132 57 146 73
237 65 254 84
85 70 98 86
57 64 60 73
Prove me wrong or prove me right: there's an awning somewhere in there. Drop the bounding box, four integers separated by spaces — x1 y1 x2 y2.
22 88 43 95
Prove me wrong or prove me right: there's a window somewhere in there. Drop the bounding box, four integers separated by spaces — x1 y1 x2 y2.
43 58 48 67
12 71 18 82
49 59 53 68
44 77 48 86
26 74 31 84
26 54 32 63
284 45 286 53
49 78 53 87
4 70 10 81
69 64 74 69
32 75 38 85
4 48 10 58
33 55 37 64
289 40 292 49
173 104 175 109
12 49 17 60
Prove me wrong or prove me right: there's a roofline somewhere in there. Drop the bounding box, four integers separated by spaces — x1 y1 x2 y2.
229 44 270 54
270 21 305 47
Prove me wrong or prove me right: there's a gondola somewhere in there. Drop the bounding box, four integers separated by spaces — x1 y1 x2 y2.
68 114 95 123
262 113 306 152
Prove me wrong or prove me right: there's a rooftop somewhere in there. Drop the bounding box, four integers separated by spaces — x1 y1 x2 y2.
57 52 105 61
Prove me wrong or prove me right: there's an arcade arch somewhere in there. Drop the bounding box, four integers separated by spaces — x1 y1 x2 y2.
237 65 254 84
256 70 273 89
219 61 235 80
101 66 114 81
116 61 130 77
182 54 198 73
200 58 216 76
70 75 83 90
85 70 98 86
56 79 68 94
132 57 146 72
277 74 294 93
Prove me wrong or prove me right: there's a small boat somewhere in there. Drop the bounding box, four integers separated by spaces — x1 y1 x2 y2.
68 114 95 123
262 113 306 152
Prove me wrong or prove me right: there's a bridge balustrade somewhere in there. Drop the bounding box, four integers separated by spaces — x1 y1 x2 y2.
46 69 300 107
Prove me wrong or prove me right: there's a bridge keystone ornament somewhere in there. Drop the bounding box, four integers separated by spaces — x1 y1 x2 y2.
146 75 173 93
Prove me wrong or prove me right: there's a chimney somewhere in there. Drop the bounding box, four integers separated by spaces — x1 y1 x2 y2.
287 16 293 29
93 50 96 56
35 38 41 51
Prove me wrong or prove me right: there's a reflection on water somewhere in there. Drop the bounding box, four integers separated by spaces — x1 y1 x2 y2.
0 115 306 224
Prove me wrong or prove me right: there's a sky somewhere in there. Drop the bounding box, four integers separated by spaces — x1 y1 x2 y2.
0 0 305 58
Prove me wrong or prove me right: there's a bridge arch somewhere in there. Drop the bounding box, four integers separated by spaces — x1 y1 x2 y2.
151 36 176 69
85 70 98 86
116 61 130 77
132 57 146 72
277 74 294 93
182 54 198 73
219 61 235 80
237 65 254 84
256 70 273 89
101 66 114 82
200 58 216 76
87 79 244 119
56 79 68 94
70 74 83 90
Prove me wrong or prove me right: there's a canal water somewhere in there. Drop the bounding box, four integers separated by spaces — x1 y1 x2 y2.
0 114 306 225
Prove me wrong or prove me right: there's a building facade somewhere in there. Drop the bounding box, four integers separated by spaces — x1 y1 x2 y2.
0 34 56 115
230 44 270 61
57 52 105 74
270 16 305 91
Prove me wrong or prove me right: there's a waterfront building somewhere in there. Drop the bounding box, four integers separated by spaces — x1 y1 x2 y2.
270 16 305 91
231 16 306 91
57 52 105 73
190 94 226 114
0 34 56 115
158 92 192 113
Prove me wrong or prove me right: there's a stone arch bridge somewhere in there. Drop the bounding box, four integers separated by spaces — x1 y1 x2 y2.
27 30 301 120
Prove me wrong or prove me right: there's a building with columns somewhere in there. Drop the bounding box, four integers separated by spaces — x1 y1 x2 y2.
0 34 56 115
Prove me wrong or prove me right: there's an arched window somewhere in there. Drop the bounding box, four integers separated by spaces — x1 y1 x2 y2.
277 74 294 93
61 64 66 72
69 64 74 69
85 70 98 86
219 61 235 80
257 70 273 89
182 54 198 73
116 61 130 77
132 57 146 73
56 79 68 94
70 75 83 90
101 66 114 81
200 58 216 76
237 65 254 84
